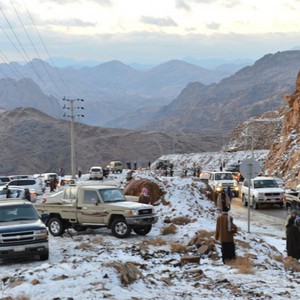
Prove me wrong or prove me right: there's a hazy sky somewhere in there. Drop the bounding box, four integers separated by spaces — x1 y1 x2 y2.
0 0 300 65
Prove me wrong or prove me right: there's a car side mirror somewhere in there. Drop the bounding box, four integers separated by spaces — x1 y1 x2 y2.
41 213 49 223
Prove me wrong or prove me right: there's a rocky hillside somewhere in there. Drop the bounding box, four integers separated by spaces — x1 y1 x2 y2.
263 71 300 188
0 107 222 175
142 51 300 135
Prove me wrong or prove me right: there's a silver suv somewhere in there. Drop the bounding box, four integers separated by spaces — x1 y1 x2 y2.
89 166 103 180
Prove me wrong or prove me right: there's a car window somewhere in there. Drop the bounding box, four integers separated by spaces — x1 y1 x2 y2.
83 190 99 204
99 189 125 202
254 180 278 188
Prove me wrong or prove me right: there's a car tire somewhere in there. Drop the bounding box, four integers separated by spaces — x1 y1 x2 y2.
242 194 248 207
48 217 65 236
133 225 152 235
111 218 131 238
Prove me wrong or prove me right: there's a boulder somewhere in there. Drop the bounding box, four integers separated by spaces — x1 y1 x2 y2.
123 179 164 204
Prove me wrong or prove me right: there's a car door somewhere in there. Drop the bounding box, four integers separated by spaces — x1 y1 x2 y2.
77 190 106 224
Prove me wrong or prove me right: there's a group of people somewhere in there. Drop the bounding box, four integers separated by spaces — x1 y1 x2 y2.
286 210 300 259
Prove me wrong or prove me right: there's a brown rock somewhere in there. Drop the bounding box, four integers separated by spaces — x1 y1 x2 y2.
123 179 164 204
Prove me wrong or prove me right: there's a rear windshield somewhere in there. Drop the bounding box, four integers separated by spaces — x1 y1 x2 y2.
91 168 101 172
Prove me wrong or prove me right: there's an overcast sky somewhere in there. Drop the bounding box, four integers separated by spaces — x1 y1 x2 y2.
0 0 300 65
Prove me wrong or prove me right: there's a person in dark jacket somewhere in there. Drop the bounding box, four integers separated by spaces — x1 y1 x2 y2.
215 206 237 263
286 216 300 259
138 187 151 204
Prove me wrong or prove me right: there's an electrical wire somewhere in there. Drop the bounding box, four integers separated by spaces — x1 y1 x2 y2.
0 5 53 96
23 0 75 98
9 0 64 97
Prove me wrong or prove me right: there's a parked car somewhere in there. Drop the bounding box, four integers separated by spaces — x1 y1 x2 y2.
39 173 59 187
0 186 36 202
199 171 211 183
89 166 103 180
240 176 285 209
225 164 240 173
57 176 76 189
106 161 123 173
7 178 45 195
208 171 239 197
0 176 10 186
0 199 49 261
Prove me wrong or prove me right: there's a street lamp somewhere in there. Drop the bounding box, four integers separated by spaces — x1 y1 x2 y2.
62 97 84 179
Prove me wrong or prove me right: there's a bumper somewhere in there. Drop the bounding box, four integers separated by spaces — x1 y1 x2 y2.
126 215 158 225
0 241 49 259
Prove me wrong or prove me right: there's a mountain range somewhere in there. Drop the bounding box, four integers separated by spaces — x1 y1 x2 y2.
0 50 299 137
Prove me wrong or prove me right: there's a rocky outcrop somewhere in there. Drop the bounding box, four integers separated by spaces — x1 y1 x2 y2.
263 71 300 188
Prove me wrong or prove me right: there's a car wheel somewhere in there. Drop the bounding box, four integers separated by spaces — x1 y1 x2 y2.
253 198 259 210
48 217 65 236
133 225 152 235
242 194 248 207
40 251 49 261
111 218 131 238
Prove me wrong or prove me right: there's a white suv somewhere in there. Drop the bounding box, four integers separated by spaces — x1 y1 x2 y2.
7 178 45 195
240 176 284 209
208 171 239 196
89 166 103 180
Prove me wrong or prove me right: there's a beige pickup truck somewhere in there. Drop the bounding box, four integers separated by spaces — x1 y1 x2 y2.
35 184 158 238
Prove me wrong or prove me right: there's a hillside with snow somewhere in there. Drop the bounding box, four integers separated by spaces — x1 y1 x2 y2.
1 169 298 300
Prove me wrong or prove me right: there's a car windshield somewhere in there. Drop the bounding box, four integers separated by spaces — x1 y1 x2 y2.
99 188 126 202
215 173 233 180
253 180 279 189
0 205 39 222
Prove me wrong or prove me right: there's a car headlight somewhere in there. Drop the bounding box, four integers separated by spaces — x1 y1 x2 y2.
125 209 139 216
34 229 48 240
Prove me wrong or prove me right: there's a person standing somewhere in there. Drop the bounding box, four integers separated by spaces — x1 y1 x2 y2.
286 215 300 259
216 190 231 212
78 168 82 179
215 206 238 264
225 186 233 205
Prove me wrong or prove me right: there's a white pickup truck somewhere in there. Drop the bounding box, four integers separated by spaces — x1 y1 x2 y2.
240 176 285 209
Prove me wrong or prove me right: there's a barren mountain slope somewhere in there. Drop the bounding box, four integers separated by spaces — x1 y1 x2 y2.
0 107 222 175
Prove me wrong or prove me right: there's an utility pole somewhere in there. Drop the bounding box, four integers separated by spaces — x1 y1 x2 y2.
62 97 84 179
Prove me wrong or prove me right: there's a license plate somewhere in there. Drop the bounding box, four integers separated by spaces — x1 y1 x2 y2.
14 246 25 252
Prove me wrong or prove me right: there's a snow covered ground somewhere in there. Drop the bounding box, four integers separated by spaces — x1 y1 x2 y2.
0 152 299 300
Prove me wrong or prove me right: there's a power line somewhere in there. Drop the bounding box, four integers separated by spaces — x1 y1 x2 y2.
23 0 75 98
0 5 52 95
9 0 64 98
0 50 22 79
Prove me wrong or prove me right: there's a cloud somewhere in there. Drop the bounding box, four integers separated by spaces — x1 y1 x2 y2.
206 22 221 30
175 0 191 11
140 16 178 27
47 18 96 27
